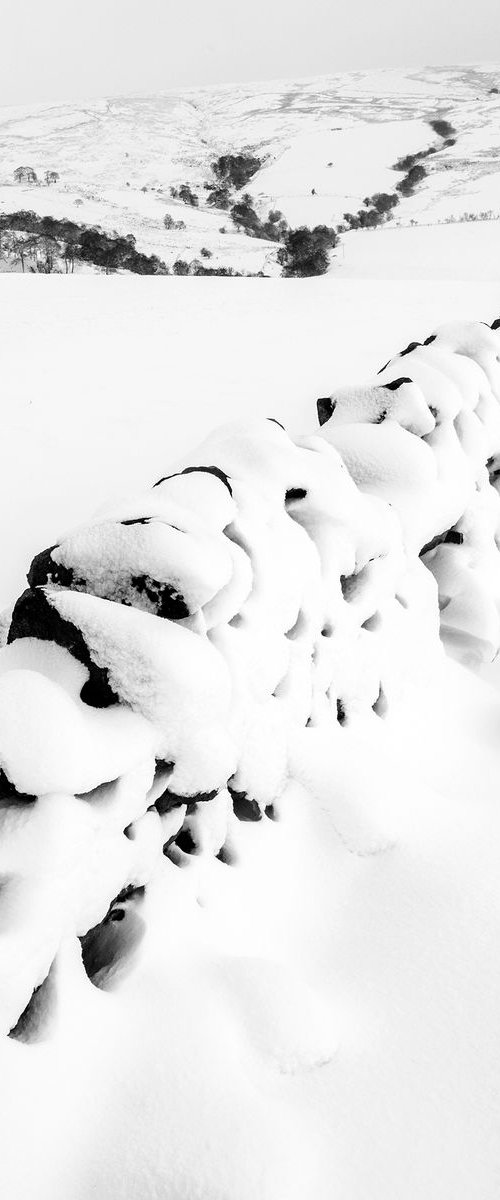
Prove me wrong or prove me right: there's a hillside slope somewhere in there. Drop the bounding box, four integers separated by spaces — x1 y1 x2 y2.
1 64 499 274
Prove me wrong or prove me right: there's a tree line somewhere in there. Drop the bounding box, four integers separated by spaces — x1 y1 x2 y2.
0 211 168 274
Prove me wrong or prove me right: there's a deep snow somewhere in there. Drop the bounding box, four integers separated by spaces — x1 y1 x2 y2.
1 280 500 1200
329 218 500 280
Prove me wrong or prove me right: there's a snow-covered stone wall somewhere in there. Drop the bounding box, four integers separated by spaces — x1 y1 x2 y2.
1 317 499 1037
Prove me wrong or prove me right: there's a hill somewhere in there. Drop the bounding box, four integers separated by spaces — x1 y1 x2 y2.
0 63 499 274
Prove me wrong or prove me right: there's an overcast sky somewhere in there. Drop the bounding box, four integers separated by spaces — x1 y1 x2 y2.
2 0 499 107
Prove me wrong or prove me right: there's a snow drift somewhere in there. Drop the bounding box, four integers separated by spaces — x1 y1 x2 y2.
1 316 499 1040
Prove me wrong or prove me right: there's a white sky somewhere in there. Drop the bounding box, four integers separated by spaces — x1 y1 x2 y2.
2 0 500 106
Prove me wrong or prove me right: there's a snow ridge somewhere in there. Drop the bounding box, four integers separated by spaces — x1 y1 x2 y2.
1 316 499 1034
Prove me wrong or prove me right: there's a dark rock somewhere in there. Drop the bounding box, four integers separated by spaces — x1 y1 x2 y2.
229 785 262 821
8 588 118 709
153 464 232 496
79 884 146 988
285 487 307 502
155 786 218 815
0 766 36 805
174 826 197 854
130 574 190 619
382 376 412 391
216 844 234 864
420 527 464 556
155 758 174 774
8 969 55 1043
28 545 76 590
317 396 335 426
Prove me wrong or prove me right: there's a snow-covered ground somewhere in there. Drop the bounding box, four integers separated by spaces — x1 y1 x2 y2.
329 218 500 279
0 275 499 605
1 63 499 273
2 278 500 1200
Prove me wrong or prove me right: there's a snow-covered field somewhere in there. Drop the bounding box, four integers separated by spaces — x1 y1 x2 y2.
1 63 499 274
330 218 500 279
2 277 500 1200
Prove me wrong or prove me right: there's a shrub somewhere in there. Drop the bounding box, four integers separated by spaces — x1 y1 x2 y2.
178 184 198 207
282 225 337 277
190 264 251 276
365 192 400 215
393 147 436 172
343 211 358 229
396 164 427 197
357 208 380 228
349 193 401 229
309 224 337 249
428 117 456 139
212 153 261 191
230 194 261 234
260 209 289 241
206 184 231 209
200 247 212 258
164 214 186 231
169 258 255 276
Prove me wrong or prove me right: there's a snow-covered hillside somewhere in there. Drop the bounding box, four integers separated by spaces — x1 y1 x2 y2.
330 218 500 279
2 280 500 1200
1 63 499 274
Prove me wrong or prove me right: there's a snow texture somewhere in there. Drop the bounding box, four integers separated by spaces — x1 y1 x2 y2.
2 311 500 1199
0 315 499 1019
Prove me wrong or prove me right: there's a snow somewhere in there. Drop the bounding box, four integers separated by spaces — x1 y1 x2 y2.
4 661 500 1199
2 278 500 1200
1 64 500 275
1 274 500 605
329 219 500 279
246 118 433 226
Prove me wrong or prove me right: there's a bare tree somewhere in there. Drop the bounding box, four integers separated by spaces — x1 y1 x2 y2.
2 232 28 272
33 236 60 273
64 241 77 273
